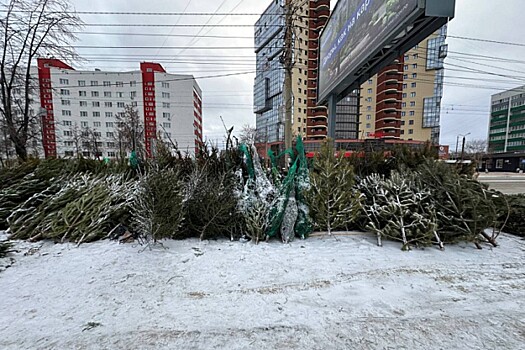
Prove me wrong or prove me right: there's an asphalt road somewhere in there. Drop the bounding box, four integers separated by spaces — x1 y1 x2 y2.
478 173 525 194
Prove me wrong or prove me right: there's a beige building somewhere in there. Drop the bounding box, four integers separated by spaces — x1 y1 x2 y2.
359 28 446 144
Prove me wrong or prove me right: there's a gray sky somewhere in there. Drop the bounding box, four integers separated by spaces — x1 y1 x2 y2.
69 0 525 149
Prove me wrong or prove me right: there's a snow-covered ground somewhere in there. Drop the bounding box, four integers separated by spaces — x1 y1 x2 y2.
1 232 524 349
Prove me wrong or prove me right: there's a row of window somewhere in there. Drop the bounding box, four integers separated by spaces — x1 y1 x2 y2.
62 90 171 99
59 79 171 89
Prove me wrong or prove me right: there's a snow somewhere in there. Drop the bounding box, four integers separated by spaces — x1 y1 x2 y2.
1 232 524 349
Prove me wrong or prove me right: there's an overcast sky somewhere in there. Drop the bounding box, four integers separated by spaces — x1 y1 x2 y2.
68 0 525 149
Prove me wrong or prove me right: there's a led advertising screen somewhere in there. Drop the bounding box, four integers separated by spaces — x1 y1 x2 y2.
319 0 420 102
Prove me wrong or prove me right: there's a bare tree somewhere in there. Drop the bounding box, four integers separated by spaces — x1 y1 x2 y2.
239 124 259 145
465 139 488 170
0 0 82 161
465 139 487 155
114 105 144 159
81 127 103 160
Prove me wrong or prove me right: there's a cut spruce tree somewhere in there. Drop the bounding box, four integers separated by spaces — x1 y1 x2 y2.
358 171 441 250
131 167 184 244
417 160 505 247
306 141 362 235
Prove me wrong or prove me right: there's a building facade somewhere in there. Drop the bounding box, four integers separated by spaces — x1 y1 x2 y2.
35 59 202 159
489 85 525 153
254 0 328 143
359 27 446 144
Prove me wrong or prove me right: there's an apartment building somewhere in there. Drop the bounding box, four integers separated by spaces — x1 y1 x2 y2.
36 58 202 159
254 0 328 143
359 27 447 144
489 85 525 153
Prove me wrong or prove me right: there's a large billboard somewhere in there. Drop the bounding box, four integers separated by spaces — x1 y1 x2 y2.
319 0 420 102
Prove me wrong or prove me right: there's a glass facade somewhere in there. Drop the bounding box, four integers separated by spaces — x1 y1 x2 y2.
254 0 286 143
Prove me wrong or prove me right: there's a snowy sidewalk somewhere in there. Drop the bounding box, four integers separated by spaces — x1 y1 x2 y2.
1 233 524 349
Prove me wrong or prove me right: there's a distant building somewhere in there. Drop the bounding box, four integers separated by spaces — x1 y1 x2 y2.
356 27 447 144
34 58 202 159
489 85 525 153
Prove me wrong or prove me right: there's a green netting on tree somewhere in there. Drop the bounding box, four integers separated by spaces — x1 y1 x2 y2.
265 136 313 240
240 144 255 180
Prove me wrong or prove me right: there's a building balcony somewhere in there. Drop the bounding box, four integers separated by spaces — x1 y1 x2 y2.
307 121 328 128
309 129 328 136
376 101 402 112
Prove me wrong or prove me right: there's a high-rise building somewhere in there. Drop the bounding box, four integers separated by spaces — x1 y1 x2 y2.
489 85 525 153
359 27 447 144
35 59 202 159
254 0 329 143
254 1 446 146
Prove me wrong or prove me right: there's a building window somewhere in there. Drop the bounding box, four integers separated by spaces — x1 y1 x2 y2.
92 101 100 107
409 120 414 125
130 91 137 99
402 93 407 98
107 142 115 148
116 82 124 87
130 81 137 87
117 102 125 108
81 121 88 128
63 120 72 126
161 82 169 88
106 122 113 128
412 73 417 78
61 100 70 106
103 81 111 87
163 102 170 108
93 111 100 117
104 91 112 97
106 132 114 138
366 115 371 120
80 111 88 117
93 121 101 127
91 91 99 97
79 91 86 97
410 92 416 97
78 80 85 86
105 102 113 108
163 122 171 128
495 159 503 169
411 82 417 88
80 101 87 107
162 92 170 98
63 130 71 136
366 123 371 129
402 102 406 108
116 92 124 98
60 78 69 85
163 112 170 119
62 110 71 116
105 112 113 118
410 111 415 116
60 89 70 96
408 129 414 135
90 81 98 86
368 88 372 94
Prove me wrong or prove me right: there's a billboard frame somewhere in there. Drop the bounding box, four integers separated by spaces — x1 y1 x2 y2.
317 0 455 139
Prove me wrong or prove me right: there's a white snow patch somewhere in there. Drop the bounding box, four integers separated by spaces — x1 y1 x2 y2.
0 233 524 349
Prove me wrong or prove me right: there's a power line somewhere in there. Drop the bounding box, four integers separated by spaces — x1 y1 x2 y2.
448 35 525 48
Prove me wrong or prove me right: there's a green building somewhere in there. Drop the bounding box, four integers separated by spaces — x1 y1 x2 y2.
489 86 525 153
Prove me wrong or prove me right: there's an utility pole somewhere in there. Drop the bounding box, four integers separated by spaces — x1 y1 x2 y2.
283 0 294 169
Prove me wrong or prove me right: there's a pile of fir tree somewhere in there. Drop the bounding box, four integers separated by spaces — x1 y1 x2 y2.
357 160 507 250
496 194 525 237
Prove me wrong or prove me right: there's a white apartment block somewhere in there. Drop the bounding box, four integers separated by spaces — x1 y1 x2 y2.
35 59 203 159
